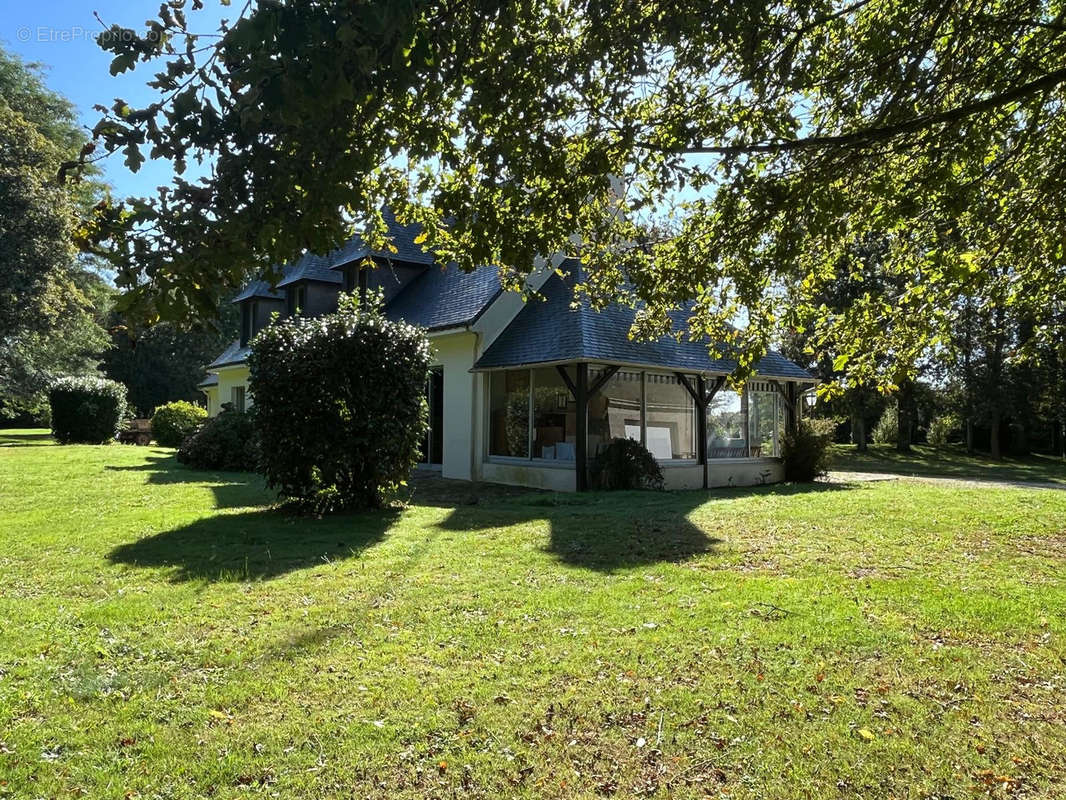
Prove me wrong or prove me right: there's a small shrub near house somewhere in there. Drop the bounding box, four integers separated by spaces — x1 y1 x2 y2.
151 400 207 447
782 417 837 482
590 438 664 491
177 407 258 471
48 376 128 444
249 292 431 512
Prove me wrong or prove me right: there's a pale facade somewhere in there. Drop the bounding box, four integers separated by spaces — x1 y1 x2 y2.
201 214 812 491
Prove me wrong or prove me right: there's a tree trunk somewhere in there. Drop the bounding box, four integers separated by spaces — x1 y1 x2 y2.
896 383 913 453
990 410 1002 460
853 414 867 453
965 418 974 454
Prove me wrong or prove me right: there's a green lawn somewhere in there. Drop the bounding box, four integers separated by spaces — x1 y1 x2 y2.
1 429 1064 798
831 442 1066 485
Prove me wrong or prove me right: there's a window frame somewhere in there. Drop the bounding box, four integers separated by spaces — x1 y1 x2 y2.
485 365 703 467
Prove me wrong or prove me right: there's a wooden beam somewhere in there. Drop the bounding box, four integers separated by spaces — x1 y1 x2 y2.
556 365 577 398
575 363 589 492
588 365 620 398
704 375 727 406
696 377 708 488
676 373 702 406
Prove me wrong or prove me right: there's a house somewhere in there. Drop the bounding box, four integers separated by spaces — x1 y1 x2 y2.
200 211 813 491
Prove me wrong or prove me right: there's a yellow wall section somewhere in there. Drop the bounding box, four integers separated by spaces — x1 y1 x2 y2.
429 331 479 481
200 386 220 417
203 366 252 417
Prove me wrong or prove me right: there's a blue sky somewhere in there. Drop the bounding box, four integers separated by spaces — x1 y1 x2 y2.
0 0 232 200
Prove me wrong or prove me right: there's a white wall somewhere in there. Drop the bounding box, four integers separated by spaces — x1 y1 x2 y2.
481 461 577 491
707 458 783 488
430 331 480 481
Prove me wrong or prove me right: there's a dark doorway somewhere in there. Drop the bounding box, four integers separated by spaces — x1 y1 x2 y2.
421 367 444 465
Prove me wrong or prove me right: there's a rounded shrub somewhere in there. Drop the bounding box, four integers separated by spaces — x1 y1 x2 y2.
177 408 258 471
248 292 431 511
48 376 128 444
151 400 208 447
782 417 837 482
871 406 898 444
927 413 961 446
590 438 664 491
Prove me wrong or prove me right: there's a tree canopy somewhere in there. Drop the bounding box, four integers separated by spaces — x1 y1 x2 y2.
75 0 1066 387
0 47 113 420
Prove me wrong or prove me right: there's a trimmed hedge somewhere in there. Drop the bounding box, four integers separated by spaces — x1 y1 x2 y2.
249 293 431 511
151 400 208 447
590 437 664 490
782 417 837 482
48 376 128 444
177 409 258 471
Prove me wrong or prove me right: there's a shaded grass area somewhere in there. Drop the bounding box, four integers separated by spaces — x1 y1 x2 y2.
0 428 54 447
0 430 1064 798
831 442 1066 485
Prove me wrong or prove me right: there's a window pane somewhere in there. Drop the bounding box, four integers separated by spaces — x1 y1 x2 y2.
748 391 779 457
707 388 747 458
531 367 576 460
489 370 530 457
644 373 696 460
587 368 642 458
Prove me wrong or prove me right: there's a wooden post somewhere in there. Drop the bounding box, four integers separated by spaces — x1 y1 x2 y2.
787 382 798 433
576 362 588 491
696 376 708 489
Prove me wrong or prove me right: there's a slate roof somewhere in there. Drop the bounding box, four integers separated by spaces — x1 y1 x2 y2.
474 263 813 381
232 276 287 303
384 263 501 330
197 373 218 388
277 252 342 288
207 340 251 369
327 208 435 269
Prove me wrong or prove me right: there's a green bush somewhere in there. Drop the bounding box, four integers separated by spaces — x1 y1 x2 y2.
782 417 837 482
590 437 664 491
151 400 208 447
927 413 961 446
248 292 431 511
871 406 898 444
176 409 258 471
48 376 128 444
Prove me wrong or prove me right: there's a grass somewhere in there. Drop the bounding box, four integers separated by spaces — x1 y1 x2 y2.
831 442 1066 485
0 429 1063 798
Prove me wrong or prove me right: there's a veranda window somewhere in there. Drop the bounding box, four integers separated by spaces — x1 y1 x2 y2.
644 373 697 460
531 367 576 460
488 370 530 457
706 382 785 458
707 389 747 458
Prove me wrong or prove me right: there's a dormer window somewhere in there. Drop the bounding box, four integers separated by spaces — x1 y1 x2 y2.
343 264 368 298
286 284 307 316
240 301 258 347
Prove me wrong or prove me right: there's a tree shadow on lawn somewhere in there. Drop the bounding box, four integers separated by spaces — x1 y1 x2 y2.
108 506 401 582
107 459 854 581
433 481 852 573
106 454 270 510
0 430 54 447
